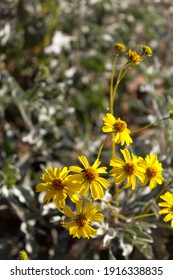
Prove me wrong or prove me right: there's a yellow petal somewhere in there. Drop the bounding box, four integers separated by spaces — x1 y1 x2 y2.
63 206 76 218
36 183 50 192
131 176 137 190
76 200 83 213
163 212 173 222
158 202 171 208
114 172 127 184
159 208 171 214
69 166 83 172
160 192 173 205
96 177 110 188
78 155 89 168
149 178 157 189
91 213 103 222
102 126 114 133
60 167 69 179
92 159 101 169
97 167 107 174
79 180 89 196
121 149 131 162
43 190 55 203
85 224 97 237
90 181 104 199
110 157 124 167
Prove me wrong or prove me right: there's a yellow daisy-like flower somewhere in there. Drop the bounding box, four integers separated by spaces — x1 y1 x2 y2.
114 43 126 52
139 154 164 189
36 167 81 208
110 149 145 190
158 192 173 228
62 200 103 238
127 49 143 64
102 113 133 146
69 155 110 200
18 250 28 260
141 45 153 56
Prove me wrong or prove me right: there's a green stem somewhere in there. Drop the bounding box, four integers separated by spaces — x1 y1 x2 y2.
111 133 115 157
112 62 130 101
131 212 160 220
119 64 131 81
131 116 170 135
111 184 127 202
97 135 110 160
110 55 118 115
131 120 158 134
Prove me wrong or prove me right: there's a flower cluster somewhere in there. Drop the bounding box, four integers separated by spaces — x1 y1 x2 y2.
35 43 173 242
109 149 163 191
36 156 109 238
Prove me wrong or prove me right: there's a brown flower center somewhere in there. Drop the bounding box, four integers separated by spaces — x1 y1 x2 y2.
52 179 64 191
146 167 157 178
114 120 126 132
124 162 137 175
76 215 88 228
82 167 98 182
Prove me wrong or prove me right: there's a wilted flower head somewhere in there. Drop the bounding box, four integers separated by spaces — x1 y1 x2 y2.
141 45 153 56
114 43 126 52
127 49 143 64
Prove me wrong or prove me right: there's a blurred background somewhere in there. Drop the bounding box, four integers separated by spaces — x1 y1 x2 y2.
0 0 173 260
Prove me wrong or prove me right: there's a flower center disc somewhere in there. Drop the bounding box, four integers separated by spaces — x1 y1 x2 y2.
114 120 126 132
52 179 64 191
82 167 97 181
124 162 137 175
146 167 157 178
76 215 88 228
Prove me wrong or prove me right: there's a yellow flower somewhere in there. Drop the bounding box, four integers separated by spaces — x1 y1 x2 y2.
36 167 81 208
18 250 28 260
102 113 133 146
139 154 164 189
69 155 110 199
141 45 153 56
62 200 103 238
158 192 173 228
114 43 126 52
110 149 145 190
127 49 143 64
